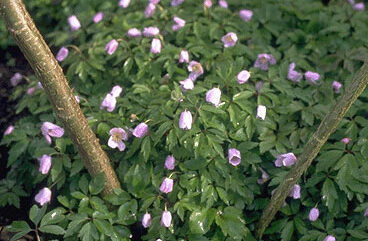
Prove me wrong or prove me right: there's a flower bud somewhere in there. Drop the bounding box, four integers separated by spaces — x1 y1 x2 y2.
106 39 119 55
68 15 81 31
4 125 14 136
41 122 64 144
206 88 221 107
161 210 172 227
305 71 320 84
142 213 152 228
287 63 302 82
151 38 161 54
39 154 52 175
237 70 250 84
341 137 351 144
219 0 228 8
332 81 342 93
132 123 149 138
324 235 336 241
27 87 36 96
179 78 194 90
239 9 253 22
119 0 130 8
93 12 104 23
275 153 297 167
256 105 266 120
203 0 212 8
171 0 184 6
35 187 52 206
143 26 160 37
165 155 175 170
289 184 301 199
179 110 193 130
56 47 69 62
179 50 189 63
159 177 174 193
111 85 123 98
127 28 142 38
354 2 365 10
100 93 117 112
144 3 156 18
172 16 186 31
10 73 22 86
228 148 241 166
308 207 319 221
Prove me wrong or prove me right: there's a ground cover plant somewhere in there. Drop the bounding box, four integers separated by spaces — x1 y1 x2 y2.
1 0 368 240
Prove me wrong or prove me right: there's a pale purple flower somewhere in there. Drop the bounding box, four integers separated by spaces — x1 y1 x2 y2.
172 16 186 31
179 78 194 90
111 85 123 98
179 50 189 63
56 47 69 62
341 137 351 144
108 128 128 151
27 87 36 95
161 210 172 227
10 73 22 86
119 0 130 8
221 32 238 48
133 123 149 138
68 15 81 31
289 184 301 199
37 81 43 89
143 26 160 37
228 148 241 166
239 9 253 22
348 0 355 4
151 38 161 54
188 61 204 81
219 0 228 8
142 213 152 228
332 81 342 93
364 208 368 217
179 110 193 130
165 155 175 170
93 12 104 23
257 167 269 184
160 177 174 193
206 87 221 107
145 3 156 18
203 0 212 8
100 93 117 112
324 235 336 241
127 28 142 37
150 0 160 4
106 39 119 55
237 70 250 84
75 95 80 103
309 208 319 221
305 71 320 84
287 63 303 82
256 105 266 120
35 187 52 206
354 2 365 10
38 154 52 175
254 54 276 71
275 153 297 167
171 0 184 6
41 122 64 144
4 125 14 136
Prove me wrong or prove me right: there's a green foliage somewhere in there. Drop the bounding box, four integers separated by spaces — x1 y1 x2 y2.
2 0 368 240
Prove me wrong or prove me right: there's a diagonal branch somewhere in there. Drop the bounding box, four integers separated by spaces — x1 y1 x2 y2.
256 62 368 238
0 0 121 194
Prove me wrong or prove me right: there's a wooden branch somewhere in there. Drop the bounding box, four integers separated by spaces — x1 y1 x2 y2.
256 62 368 238
0 0 121 194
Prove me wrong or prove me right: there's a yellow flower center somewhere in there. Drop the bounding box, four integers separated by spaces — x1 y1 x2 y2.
259 57 267 64
226 35 233 42
112 132 123 142
192 64 201 72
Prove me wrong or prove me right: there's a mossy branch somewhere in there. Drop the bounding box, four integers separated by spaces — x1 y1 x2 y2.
0 0 121 195
256 62 368 238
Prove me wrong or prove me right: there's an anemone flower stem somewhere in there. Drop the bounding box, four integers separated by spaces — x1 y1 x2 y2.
34 228 41 241
0 0 121 195
256 62 368 239
65 44 87 61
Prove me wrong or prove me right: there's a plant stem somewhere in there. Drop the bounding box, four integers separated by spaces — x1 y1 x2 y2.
0 0 121 195
256 62 368 239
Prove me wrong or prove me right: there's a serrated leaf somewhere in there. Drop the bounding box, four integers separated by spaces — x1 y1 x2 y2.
29 205 47 227
189 209 216 234
39 225 65 235
89 172 105 195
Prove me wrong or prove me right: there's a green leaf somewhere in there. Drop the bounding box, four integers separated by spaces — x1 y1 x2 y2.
347 229 368 238
233 91 254 101
117 200 138 225
39 225 65 235
9 231 31 241
141 137 151 162
7 140 29 167
29 205 47 227
7 221 31 232
316 150 343 172
78 222 99 241
40 208 65 226
201 104 226 114
189 208 216 234
322 178 338 211
89 172 105 195
184 157 208 170
79 175 89 195
93 219 114 236
281 221 294 241
216 187 230 205
215 207 249 239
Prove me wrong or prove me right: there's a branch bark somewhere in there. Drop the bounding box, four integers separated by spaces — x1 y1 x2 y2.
0 0 121 194
256 62 368 238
